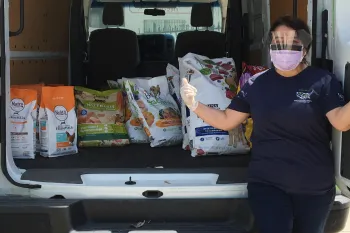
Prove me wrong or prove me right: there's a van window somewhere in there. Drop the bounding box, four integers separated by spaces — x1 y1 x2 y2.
88 2 222 40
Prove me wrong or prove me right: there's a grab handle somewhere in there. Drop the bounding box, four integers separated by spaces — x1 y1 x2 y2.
10 0 24 37
142 190 163 198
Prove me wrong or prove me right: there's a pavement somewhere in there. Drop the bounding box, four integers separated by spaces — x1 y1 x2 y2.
341 216 350 232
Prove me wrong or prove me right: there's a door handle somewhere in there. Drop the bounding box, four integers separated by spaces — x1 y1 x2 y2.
142 190 163 198
10 0 24 37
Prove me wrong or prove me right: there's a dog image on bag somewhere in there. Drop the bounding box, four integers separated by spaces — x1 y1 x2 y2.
39 86 78 157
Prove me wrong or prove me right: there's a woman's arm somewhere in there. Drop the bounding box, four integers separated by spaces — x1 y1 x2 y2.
326 106 350 131
181 78 250 131
194 103 249 131
321 75 348 131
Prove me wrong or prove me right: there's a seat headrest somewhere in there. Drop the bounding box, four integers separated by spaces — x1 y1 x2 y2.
191 3 213 27
103 3 124 26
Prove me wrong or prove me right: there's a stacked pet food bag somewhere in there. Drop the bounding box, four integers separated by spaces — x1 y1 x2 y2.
9 54 268 159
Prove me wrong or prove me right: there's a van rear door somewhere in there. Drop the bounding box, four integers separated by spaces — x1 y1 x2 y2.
327 0 350 198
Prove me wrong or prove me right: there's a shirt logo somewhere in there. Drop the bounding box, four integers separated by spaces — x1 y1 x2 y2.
295 89 317 103
338 93 345 101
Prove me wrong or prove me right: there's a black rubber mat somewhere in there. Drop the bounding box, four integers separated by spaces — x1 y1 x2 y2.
15 144 251 169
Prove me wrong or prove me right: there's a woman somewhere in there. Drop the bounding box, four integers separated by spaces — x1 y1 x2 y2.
180 16 350 233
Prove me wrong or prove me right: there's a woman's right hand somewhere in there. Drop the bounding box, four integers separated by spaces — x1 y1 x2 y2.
180 78 249 131
180 78 199 111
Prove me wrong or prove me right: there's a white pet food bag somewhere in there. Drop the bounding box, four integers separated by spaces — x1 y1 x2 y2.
178 57 192 151
179 53 250 157
107 79 149 143
39 86 78 157
166 64 181 108
10 88 37 159
11 83 44 153
124 76 183 147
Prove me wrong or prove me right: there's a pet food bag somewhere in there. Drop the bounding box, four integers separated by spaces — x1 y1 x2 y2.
11 83 44 152
124 76 183 147
10 88 37 159
75 86 130 147
178 53 239 152
237 63 269 147
238 62 268 90
39 86 78 157
166 64 181 108
179 53 250 157
107 80 149 144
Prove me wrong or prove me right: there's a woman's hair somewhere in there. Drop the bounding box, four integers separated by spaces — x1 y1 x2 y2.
270 15 312 63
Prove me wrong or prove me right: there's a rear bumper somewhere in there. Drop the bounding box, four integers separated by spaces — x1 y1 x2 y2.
0 197 254 233
0 195 347 233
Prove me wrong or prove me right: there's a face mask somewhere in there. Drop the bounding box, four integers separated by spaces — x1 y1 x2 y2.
270 50 303 71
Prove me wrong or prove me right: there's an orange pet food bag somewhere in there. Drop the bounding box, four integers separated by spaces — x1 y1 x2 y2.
39 86 78 157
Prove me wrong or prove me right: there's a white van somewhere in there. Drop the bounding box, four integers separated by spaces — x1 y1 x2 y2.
1 0 350 232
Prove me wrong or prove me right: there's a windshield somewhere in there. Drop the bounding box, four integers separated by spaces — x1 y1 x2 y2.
89 1 222 40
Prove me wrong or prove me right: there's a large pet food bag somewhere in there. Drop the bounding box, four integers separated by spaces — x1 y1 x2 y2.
10 88 37 159
107 80 149 143
11 83 44 152
124 76 183 147
178 53 239 152
166 64 181 108
39 86 78 157
75 86 130 147
179 53 250 157
238 62 268 91
237 63 269 147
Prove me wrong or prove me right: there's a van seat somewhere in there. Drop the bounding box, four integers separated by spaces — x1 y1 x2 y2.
136 34 174 77
87 3 140 88
175 3 226 60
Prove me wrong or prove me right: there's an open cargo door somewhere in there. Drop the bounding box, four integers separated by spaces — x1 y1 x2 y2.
339 62 350 197
329 0 350 200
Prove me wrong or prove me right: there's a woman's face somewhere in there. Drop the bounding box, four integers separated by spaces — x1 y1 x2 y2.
271 25 306 56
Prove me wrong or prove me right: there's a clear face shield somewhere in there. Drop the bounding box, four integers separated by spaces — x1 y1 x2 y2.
264 30 312 71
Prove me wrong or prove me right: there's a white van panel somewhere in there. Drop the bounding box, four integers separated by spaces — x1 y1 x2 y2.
331 0 350 197
81 173 219 186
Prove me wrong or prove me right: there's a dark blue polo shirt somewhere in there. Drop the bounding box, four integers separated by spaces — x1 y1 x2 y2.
229 66 345 194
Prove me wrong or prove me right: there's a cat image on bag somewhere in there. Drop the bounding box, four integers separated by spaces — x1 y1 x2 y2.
66 131 76 145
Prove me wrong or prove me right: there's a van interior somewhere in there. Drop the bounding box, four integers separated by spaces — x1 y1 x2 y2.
6 0 306 184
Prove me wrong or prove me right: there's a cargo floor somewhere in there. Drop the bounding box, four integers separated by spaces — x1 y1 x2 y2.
15 144 251 169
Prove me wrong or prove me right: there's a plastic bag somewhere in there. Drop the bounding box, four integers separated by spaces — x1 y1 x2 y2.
179 53 250 157
124 76 183 147
75 86 129 147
